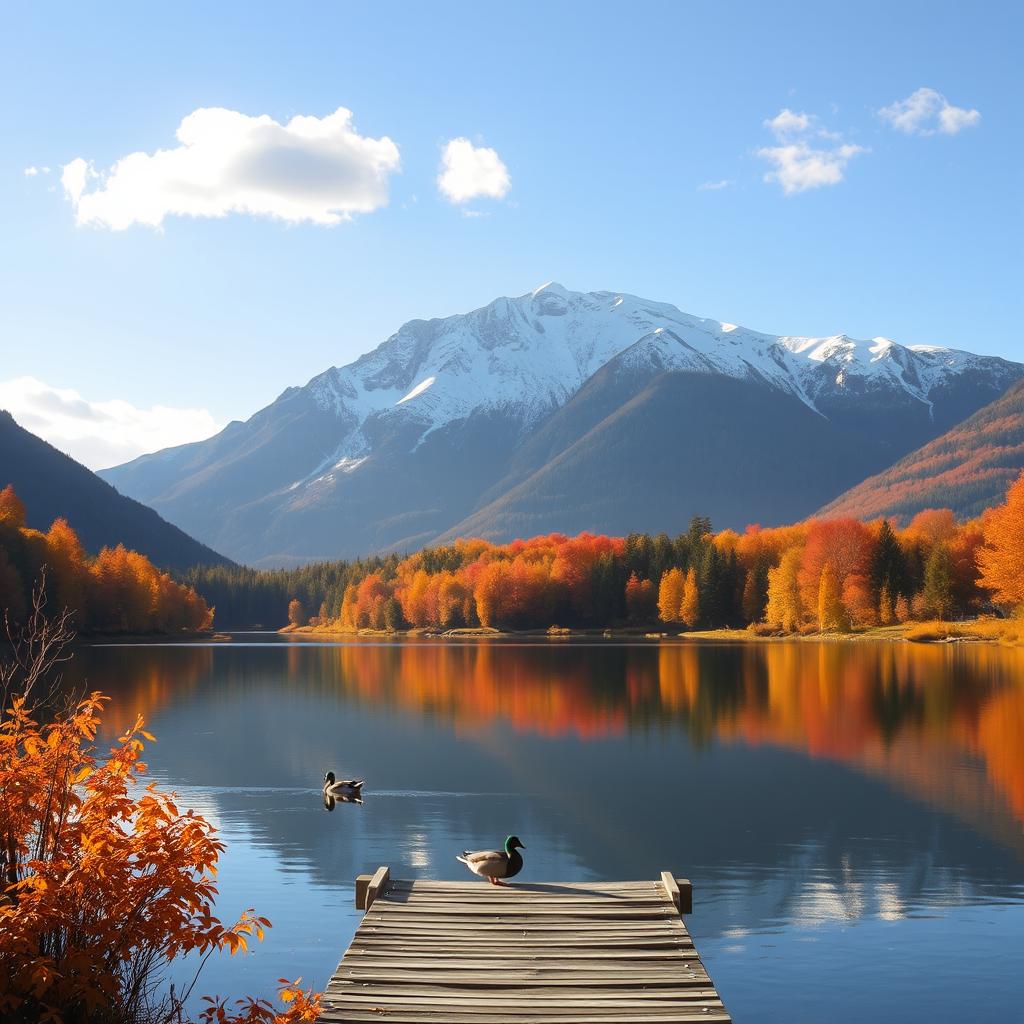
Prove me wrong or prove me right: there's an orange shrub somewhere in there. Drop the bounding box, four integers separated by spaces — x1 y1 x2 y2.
0 691 319 1024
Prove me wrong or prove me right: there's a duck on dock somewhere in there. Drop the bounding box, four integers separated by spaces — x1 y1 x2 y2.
456 835 525 885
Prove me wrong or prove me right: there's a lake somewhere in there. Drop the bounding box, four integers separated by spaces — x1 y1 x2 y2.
64 637 1024 1022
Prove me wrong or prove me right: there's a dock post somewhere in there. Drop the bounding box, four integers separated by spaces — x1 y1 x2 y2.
661 869 693 914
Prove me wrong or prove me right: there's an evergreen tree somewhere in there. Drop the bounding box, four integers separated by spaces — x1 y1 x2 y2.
741 557 770 623
922 543 955 619
870 519 909 612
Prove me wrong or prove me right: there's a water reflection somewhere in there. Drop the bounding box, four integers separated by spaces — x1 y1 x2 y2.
80 640 1024 844
66 639 1024 1021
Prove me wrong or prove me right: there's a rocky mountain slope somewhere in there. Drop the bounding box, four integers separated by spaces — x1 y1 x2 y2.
100 284 1023 563
819 379 1024 523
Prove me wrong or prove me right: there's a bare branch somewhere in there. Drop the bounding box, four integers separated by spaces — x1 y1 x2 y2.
1 567 76 707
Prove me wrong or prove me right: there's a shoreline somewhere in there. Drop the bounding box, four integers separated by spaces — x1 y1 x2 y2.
277 620 1023 647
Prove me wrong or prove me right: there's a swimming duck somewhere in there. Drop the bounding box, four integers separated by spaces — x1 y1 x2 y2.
456 835 526 885
323 771 364 798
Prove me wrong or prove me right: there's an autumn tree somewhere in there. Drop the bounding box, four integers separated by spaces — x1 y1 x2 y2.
904 508 956 547
798 519 873 614
765 547 803 631
817 562 849 632
0 485 27 528
0 699 320 1024
287 597 306 627
679 567 700 628
978 471 1024 610
658 568 684 624
624 573 656 623
44 518 89 624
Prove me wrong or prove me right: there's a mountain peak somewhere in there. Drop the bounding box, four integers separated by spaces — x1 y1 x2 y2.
98 285 1024 564
530 281 569 299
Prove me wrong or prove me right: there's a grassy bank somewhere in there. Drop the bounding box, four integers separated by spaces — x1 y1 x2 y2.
279 618 1024 646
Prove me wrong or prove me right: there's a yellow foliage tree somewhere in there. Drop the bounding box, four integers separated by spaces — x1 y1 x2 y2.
679 567 700 627
817 562 849 632
657 568 685 623
287 598 306 627
765 547 803 631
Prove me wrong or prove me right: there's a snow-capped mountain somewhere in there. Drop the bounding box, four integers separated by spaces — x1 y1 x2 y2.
101 284 1023 564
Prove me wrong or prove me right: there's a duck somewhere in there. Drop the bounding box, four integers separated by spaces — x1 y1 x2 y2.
323 771 364 798
456 835 526 885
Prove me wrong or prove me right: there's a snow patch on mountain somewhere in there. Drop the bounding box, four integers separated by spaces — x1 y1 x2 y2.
283 284 1019 493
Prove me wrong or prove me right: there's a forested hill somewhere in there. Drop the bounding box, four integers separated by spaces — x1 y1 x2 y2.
0 411 232 571
183 556 398 629
820 380 1024 523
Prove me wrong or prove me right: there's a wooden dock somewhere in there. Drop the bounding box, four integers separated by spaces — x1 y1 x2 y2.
320 866 730 1023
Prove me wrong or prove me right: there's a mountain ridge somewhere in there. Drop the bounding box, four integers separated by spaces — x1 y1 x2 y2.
0 410 233 570
819 379 1024 523
100 284 1024 564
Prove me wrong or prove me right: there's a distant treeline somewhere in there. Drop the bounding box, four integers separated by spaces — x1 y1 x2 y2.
0 486 212 633
183 556 399 629
194 468 1024 635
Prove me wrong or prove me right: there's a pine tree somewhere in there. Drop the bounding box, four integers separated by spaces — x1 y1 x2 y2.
870 519 909 611
922 544 955 620
741 558 770 623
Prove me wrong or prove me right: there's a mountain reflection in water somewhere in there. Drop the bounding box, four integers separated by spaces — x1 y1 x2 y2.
67 639 1024 1022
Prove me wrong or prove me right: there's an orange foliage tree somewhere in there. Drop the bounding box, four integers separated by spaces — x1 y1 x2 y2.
978 471 1024 610
624 573 656 622
0 488 213 635
282 473 1024 635
0 682 320 1024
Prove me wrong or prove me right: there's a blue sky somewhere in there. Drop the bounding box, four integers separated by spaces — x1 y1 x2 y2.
2 0 1021 467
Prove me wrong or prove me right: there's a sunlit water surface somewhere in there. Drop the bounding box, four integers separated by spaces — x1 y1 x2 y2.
65 637 1024 1022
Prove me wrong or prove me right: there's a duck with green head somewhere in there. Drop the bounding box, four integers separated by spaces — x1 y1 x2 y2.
456 835 526 885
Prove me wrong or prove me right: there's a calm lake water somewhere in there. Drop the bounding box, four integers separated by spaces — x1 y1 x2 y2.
65 637 1024 1022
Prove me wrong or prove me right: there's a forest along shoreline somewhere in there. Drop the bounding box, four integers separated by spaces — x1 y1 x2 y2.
243 470 1024 649
278 622 1022 646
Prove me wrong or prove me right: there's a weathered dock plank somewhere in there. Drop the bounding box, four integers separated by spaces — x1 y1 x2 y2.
321 871 729 1024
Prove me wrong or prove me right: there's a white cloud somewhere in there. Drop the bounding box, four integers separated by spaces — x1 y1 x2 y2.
698 179 731 191
765 109 814 139
759 142 866 195
879 87 980 136
24 165 50 177
60 106 401 230
0 376 222 470
437 138 510 204
758 107 866 194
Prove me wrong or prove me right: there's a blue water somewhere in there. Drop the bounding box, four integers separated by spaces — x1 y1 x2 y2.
68 637 1024 1021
